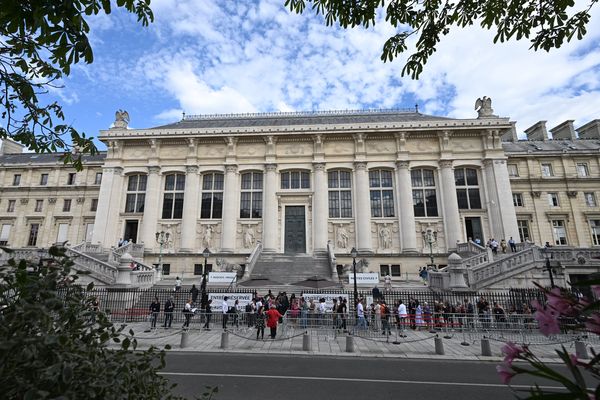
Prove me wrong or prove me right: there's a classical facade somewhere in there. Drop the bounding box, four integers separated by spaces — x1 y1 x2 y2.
1 105 599 285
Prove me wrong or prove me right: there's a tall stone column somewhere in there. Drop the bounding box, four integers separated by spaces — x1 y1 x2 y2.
92 167 123 246
396 161 417 252
313 162 328 252
485 159 520 241
354 161 372 252
483 159 502 240
180 165 200 252
262 164 278 252
220 165 239 253
140 166 162 251
439 161 461 250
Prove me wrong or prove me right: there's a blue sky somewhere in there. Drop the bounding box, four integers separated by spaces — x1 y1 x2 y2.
47 0 600 150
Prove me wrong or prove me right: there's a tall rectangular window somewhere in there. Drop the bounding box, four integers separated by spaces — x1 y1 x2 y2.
455 168 481 209
585 192 597 207
411 169 438 217
577 163 590 177
548 193 560 207
552 220 567 245
591 220 600 246
507 164 519 177
512 193 524 207
369 169 395 217
328 170 352 218
94 172 103 184
90 198 98 212
63 199 72 212
0 224 11 245
7 200 15 213
517 220 530 243
40 173 48 185
162 174 185 219
201 173 224 219
240 172 262 218
541 163 553 177
125 174 147 213
380 264 401 277
57 223 69 243
28 224 39 246
12 174 21 186
67 173 76 185
35 200 43 212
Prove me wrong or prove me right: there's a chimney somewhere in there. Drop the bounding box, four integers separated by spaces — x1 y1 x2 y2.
501 121 518 142
550 120 577 140
0 139 25 155
576 119 600 139
525 121 548 141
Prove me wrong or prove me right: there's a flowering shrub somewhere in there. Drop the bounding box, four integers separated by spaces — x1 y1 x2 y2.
498 283 599 398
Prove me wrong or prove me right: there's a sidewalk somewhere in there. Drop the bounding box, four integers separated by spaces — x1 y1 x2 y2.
118 322 593 364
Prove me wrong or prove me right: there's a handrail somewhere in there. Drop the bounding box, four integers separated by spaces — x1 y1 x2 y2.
327 240 337 280
63 246 118 284
243 241 263 279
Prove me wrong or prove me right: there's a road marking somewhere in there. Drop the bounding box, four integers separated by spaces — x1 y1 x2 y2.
159 372 567 390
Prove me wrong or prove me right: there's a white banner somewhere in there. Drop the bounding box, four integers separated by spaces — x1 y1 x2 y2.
348 272 380 286
208 292 253 308
301 293 350 312
208 272 237 284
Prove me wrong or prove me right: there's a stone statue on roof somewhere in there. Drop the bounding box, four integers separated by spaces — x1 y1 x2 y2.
474 97 496 118
113 109 130 129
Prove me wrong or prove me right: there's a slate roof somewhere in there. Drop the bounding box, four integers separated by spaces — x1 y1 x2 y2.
151 109 452 130
0 152 106 165
503 139 600 154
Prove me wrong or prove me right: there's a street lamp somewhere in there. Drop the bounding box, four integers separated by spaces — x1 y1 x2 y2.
201 247 211 308
422 229 437 267
155 231 170 275
350 247 358 316
542 246 556 288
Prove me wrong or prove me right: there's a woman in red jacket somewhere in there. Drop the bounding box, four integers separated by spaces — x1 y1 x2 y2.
265 305 284 339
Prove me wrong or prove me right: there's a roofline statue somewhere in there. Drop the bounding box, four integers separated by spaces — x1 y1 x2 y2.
474 97 497 119
113 109 130 129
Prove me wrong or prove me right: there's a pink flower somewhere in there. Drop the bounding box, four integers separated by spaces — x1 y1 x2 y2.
569 353 579 366
501 342 525 363
592 285 600 298
496 362 516 385
534 307 560 336
585 313 600 335
546 288 577 316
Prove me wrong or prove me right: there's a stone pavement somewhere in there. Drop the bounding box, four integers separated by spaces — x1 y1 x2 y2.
117 322 597 364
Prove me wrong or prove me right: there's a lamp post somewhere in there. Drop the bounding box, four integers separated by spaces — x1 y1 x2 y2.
350 247 358 316
201 247 210 309
155 231 170 277
542 247 556 288
422 229 437 266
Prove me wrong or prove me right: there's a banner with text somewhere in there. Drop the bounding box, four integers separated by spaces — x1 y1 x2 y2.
208 272 237 284
208 292 253 308
348 273 380 286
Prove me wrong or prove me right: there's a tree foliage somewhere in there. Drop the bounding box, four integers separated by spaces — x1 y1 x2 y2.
0 0 153 170
0 246 200 399
285 0 597 78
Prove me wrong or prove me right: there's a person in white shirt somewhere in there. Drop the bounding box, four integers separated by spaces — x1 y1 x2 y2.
222 296 229 330
397 300 408 336
356 299 367 329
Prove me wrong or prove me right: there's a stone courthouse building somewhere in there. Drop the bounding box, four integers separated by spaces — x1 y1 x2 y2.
1 100 599 287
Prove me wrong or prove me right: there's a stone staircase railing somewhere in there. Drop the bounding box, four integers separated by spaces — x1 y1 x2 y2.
64 246 118 284
467 246 538 290
327 240 337 280
456 241 487 255
243 241 263 280
112 242 145 260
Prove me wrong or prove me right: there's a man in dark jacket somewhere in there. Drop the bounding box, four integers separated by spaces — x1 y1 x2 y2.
163 296 175 328
149 296 160 329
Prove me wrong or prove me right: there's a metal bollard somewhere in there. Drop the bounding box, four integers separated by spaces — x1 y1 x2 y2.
302 333 311 351
220 331 229 349
481 338 492 356
434 336 445 355
180 330 189 349
346 335 355 353
575 340 589 360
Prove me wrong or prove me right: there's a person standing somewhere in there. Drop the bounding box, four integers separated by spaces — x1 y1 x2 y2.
174 276 182 292
500 239 508 254
397 299 407 336
203 299 212 330
255 306 266 340
508 237 517 252
339 297 348 332
149 296 160 329
163 296 174 328
190 284 199 304
356 298 367 329
182 298 193 329
222 296 229 330
265 305 283 339
384 273 392 292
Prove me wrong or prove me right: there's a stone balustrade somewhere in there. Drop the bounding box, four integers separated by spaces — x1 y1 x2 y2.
243 241 263 279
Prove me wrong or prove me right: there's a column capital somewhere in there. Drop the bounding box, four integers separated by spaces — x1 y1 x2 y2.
225 165 238 173
265 163 277 172
396 160 410 169
313 162 326 171
439 160 453 169
186 165 199 174
354 161 367 171
148 165 161 174
483 159 494 167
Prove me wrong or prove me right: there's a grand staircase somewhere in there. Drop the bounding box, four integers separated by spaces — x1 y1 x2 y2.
242 252 334 286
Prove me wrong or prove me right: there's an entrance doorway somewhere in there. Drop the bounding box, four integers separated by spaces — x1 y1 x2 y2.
124 220 139 244
465 217 483 244
284 206 306 253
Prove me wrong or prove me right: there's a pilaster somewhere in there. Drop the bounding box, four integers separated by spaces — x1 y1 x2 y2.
354 161 372 252
313 162 328 251
263 163 278 252
396 161 417 252
180 165 200 251
439 161 461 250
140 166 161 250
221 164 239 253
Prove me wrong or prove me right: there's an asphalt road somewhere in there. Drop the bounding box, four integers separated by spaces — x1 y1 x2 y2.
160 353 572 400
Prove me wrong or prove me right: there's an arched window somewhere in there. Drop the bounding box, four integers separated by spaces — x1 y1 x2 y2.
200 172 223 219
454 167 481 209
369 169 395 217
240 172 263 218
125 174 147 213
281 170 310 189
411 169 438 217
162 173 185 219
328 170 352 218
